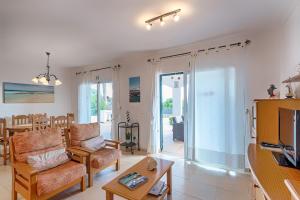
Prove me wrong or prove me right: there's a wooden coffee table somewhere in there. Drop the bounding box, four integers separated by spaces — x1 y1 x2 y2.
102 157 174 200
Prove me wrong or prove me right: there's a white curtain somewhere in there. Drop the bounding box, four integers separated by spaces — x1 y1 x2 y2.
77 72 92 123
187 48 246 170
112 66 121 140
148 60 162 154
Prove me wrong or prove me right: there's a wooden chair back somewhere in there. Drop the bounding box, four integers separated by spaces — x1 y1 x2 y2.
32 115 49 131
51 116 68 129
67 113 75 128
12 115 31 126
0 118 9 165
64 128 71 148
0 118 7 138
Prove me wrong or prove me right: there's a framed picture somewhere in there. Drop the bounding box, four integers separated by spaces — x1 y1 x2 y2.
129 76 140 103
3 82 54 103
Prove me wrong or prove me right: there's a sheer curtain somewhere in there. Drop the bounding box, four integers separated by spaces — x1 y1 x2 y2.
148 60 162 154
77 72 92 123
112 66 121 140
187 48 246 170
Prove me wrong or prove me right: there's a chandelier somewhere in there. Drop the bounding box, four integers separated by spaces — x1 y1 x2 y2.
32 52 62 86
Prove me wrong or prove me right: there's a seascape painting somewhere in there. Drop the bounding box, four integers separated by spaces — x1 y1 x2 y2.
129 76 140 103
3 82 54 103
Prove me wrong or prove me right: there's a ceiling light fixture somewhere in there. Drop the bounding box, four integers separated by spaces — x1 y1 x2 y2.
160 18 165 26
32 52 62 86
145 9 181 30
146 23 152 30
173 13 180 22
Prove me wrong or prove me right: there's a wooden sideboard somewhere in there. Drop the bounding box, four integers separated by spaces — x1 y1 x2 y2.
255 99 300 144
285 180 300 200
248 144 300 200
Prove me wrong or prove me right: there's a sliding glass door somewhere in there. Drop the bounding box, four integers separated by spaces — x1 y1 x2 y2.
89 82 113 139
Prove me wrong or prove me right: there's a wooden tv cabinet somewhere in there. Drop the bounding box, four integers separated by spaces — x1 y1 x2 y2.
255 99 300 144
248 144 300 200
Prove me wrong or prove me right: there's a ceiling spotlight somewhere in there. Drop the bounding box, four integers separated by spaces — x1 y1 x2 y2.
146 23 152 30
174 14 180 22
160 18 165 26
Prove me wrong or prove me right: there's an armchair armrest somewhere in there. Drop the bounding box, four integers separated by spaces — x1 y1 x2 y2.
105 139 120 149
13 162 39 178
67 147 90 163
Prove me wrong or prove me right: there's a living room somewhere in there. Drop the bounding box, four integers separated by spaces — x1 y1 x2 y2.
1 0 300 199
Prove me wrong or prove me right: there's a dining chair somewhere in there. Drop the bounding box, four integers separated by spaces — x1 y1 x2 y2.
0 118 9 165
67 113 75 128
50 116 68 129
32 115 49 131
12 115 31 126
51 115 68 145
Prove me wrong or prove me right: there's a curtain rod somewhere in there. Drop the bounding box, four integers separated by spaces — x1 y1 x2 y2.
160 52 192 60
75 64 120 75
147 39 251 62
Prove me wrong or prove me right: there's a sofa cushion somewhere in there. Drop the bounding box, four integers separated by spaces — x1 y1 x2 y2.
80 135 105 152
27 148 70 172
70 123 100 146
91 148 121 169
37 161 86 196
13 128 64 162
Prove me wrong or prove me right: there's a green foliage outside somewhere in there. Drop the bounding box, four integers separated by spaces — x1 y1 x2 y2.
163 98 173 113
90 89 109 115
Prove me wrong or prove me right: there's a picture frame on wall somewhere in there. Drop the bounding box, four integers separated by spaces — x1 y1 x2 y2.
129 76 140 103
3 82 54 103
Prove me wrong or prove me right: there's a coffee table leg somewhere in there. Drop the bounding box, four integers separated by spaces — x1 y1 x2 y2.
167 167 172 194
106 191 113 200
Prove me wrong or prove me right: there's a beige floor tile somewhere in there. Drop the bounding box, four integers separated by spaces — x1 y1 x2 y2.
0 152 251 200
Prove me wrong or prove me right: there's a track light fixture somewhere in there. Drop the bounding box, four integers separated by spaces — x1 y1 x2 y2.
145 9 181 30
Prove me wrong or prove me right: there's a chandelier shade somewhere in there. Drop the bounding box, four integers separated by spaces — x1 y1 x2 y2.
32 52 62 86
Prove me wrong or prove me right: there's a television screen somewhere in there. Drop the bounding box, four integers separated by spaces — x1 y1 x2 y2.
279 108 296 162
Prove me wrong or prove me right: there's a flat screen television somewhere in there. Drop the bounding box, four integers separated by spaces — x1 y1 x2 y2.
279 108 300 167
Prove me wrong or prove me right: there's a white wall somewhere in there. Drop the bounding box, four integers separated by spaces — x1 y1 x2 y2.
279 3 300 97
0 62 74 122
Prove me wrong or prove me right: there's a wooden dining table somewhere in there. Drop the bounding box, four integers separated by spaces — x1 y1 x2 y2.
6 124 33 135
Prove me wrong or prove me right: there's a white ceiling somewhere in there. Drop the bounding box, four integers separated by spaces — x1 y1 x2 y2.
0 0 297 68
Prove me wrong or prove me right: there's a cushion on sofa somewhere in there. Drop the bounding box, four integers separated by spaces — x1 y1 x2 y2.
27 148 70 172
70 123 100 146
91 148 121 169
37 161 86 196
80 135 105 152
13 128 64 162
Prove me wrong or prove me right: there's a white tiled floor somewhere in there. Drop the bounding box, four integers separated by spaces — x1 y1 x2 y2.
0 153 252 200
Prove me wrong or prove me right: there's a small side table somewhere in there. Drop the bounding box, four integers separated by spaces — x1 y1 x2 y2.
117 122 140 154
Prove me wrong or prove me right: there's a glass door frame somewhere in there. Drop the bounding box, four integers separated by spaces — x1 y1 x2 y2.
159 71 185 152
